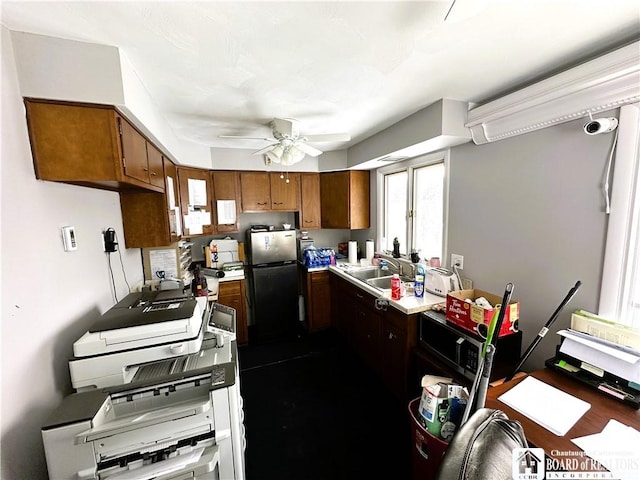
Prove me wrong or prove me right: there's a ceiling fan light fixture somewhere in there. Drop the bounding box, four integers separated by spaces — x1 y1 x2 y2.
266 144 284 163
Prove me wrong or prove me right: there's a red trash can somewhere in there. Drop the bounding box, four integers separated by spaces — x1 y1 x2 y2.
408 397 449 480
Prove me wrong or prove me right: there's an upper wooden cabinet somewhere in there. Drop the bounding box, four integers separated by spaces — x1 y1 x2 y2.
177 166 215 237
320 170 370 229
240 172 271 211
239 171 300 212
298 173 321 229
120 157 182 248
270 172 300 211
24 99 164 193
211 170 241 233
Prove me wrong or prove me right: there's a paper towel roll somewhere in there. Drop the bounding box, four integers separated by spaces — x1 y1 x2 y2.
348 241 358 265
365 240 375 263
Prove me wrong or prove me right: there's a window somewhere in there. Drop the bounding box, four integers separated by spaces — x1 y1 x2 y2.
379 153 448 261
599 104 640 328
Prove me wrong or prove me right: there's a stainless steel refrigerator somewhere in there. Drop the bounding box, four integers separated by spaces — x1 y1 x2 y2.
246 228 299 342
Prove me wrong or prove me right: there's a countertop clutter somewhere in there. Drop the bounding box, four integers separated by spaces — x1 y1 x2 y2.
327 262 445 314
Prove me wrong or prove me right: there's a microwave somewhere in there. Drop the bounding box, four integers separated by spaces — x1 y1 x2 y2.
419 310 522 381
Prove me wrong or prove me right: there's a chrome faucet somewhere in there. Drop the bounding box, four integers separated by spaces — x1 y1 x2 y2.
378 253 415 279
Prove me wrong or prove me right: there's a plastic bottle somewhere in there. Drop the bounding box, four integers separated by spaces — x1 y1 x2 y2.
391 273 402 300
414 264 425 298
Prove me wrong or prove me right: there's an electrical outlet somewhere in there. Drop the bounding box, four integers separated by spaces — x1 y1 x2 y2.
451 253 464 269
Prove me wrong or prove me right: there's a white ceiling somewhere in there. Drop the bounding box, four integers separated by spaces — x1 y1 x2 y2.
2 1 639 153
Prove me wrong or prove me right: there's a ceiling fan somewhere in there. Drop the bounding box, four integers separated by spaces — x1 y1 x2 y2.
220 118 350 166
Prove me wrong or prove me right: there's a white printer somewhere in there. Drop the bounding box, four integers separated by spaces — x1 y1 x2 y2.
43 341 245 480
69 290 206 391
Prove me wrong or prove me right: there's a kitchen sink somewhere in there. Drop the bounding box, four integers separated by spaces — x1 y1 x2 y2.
347 267 387 281
366 275 395 289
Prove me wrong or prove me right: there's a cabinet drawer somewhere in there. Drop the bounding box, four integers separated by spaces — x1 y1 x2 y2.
219 280 241 295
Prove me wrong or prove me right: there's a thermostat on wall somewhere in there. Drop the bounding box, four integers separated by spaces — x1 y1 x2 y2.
61 226 77 251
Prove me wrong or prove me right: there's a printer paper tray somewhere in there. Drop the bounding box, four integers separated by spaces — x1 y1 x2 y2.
80 395 212 443
99 443 220 480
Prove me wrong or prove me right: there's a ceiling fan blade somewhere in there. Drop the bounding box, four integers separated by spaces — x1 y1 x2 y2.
219 135 273 141
294 142 323 157
301 133 351 142
253 143 279 155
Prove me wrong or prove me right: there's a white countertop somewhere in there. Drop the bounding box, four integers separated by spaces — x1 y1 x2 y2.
327 264 445 315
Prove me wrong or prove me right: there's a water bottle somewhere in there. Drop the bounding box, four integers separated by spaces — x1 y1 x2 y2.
391 273 401 300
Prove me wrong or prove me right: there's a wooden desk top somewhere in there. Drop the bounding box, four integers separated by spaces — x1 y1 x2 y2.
485 368 640 458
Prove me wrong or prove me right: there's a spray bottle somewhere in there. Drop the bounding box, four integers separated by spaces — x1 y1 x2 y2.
414 263 425 298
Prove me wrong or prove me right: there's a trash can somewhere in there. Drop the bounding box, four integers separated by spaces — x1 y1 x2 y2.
408 397 449 480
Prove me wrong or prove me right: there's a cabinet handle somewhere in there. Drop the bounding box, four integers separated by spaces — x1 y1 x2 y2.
143 168 149 172
388 332 395 340
257 202 268 205
355 292 363 299
150 172 158 176
273 202 283 205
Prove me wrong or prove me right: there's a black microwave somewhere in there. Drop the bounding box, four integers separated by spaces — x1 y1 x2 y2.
419 310 522 381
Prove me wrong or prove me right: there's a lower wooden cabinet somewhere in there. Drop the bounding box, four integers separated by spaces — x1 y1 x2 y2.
300 269 332 333
330 272 418 400
217 279 248 346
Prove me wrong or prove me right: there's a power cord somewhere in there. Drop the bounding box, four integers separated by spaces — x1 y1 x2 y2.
107 251 118 303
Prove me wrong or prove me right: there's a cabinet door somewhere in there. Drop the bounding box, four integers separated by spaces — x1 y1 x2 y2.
118 116 151 185
320 171 369 229
146 142 166 188
212 171 241 233
119 157 179 248
381 321 407 400
218 280 248 346
307 270 331 332
320 172 350 228
331 274 356 342
348 170 370 229
356 299 383 374
270 173 300 210
177 167 215 236
240 172 271 211
299 173 321 229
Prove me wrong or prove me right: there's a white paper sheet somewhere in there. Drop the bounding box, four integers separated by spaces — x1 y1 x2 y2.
572 420 640 480
217 199 236 225
149 249 178 279
167 176 176 208
558 330 640 383
498 376 591 436
187 178 207 206
108 447 204 480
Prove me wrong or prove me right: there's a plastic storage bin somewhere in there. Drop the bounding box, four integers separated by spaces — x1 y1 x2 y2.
408 397 449 480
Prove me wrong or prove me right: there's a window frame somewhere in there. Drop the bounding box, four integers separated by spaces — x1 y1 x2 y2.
376 150 451 261
599 103 640 327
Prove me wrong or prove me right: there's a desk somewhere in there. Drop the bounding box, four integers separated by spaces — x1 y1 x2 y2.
486 368 640 460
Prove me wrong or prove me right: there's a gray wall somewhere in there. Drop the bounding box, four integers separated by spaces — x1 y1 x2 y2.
1 26 144 480
447 114 615 370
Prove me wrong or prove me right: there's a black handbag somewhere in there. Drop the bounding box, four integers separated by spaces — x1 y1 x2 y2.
435 408 528 480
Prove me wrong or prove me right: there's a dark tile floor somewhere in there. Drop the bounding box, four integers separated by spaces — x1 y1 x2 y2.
238 329 413 480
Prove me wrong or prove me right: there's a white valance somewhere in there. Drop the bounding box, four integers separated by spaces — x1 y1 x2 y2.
466 41 640 144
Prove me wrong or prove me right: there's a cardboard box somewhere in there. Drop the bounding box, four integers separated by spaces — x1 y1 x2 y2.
446 289 520 338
